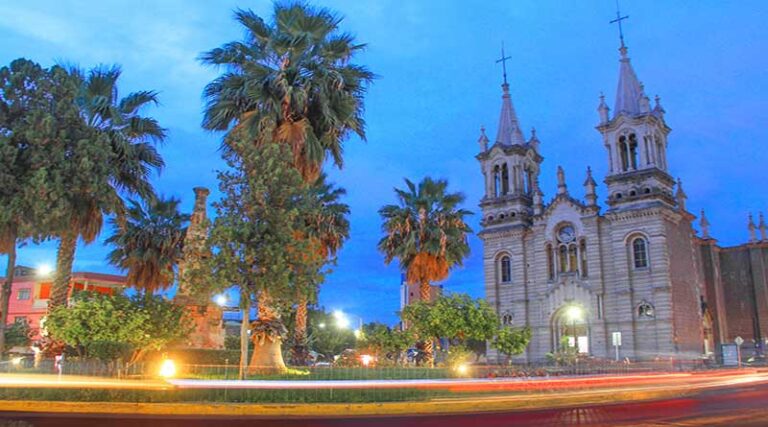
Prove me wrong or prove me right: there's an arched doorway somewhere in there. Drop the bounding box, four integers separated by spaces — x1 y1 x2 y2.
553 305 589 354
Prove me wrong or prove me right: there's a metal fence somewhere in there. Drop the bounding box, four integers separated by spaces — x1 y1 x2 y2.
0 356 146 378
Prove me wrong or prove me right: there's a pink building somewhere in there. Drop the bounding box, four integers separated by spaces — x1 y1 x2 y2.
5 265 126 338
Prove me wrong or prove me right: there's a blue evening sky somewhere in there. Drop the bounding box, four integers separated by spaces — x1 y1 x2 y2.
1 1 767 325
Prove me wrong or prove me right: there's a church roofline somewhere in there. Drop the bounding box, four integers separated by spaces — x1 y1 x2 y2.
596 110 671 134
476 141 543 162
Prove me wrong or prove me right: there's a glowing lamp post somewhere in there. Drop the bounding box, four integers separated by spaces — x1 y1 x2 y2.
159 359 177 378
566 306 583 352
333 310 363 338
214 294 227 307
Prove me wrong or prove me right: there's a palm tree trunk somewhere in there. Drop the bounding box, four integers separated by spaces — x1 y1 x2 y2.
292 295 309 365
420 280 434 367
295 297 308 344
50 230 78 311
0 238 17 355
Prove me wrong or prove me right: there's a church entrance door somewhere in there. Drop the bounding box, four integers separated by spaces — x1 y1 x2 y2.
554 305 589 354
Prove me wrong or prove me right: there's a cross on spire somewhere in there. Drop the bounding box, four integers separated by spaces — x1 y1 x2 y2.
609 0 629 48
496 42 512 85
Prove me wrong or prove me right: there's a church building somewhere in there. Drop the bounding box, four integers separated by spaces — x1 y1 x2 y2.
478 37 768 363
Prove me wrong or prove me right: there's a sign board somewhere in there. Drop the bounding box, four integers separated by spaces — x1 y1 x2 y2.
721 343 739 366
612 332 622 347
735 336 744 346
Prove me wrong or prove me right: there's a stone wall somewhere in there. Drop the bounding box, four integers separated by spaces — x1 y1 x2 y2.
664 215 704 357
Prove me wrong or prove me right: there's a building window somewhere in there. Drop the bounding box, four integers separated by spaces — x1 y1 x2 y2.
16 288 30 300
501 163 510 195
559 245 568 273
579 239 588 277
568 245 578 272
546 244 555 280
632 237 649 269
556 224 579 275
14 316 27 325
638 301 655 318
493 165 501 197
501 314 513 326
499 256 511 283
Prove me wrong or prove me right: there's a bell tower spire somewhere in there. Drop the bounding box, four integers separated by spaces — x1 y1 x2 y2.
494 42 525 146
597 3 674 211
477 43 543 231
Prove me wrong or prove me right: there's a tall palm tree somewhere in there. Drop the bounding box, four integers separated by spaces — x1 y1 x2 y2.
292 174 349 362
201 3 374 182
378 177 472 365
105 197 189 294
49 65 165 310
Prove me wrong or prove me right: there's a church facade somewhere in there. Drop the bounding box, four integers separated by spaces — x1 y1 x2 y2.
478 41 768 363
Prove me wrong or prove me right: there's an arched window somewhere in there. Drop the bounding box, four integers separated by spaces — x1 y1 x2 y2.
655 137 665 170
568 245 578 272
643 136 651 166
628 134 638 170
493 165 501 197
632 237 649 269
501 163 510 195
501 313 513 326
546 244 555 280
556 224 579 274
559 245 568 273
499 255 511 283
638 301 655 318
579 239 588 277
619 135 629 171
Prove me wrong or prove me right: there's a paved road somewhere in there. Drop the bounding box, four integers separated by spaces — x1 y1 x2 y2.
3 380 768 427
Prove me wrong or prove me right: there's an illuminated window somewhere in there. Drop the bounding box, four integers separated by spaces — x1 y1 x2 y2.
546 244 554 280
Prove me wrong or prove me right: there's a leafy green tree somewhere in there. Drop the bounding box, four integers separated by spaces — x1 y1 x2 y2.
402 293 496 365
0 58 82 353
306 309 356 362
492 326 532 364
45 291 190 366
3 321 31 350
379 178 472 365
49 65 166 311
194 142 316 377
106 197 189 293
359 322 414 365
201 3 375 182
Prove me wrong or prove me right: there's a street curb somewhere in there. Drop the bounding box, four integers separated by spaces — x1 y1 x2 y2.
0 387 696 417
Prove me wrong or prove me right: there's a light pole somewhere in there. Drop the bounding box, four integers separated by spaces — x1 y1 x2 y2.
566 305 584 373
566 305 583 352
333 310 363 336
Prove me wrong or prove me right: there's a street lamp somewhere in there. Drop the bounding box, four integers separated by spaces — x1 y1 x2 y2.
566 305 583 352
333 310 364 338
333 310 351 329
214 294 227 307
